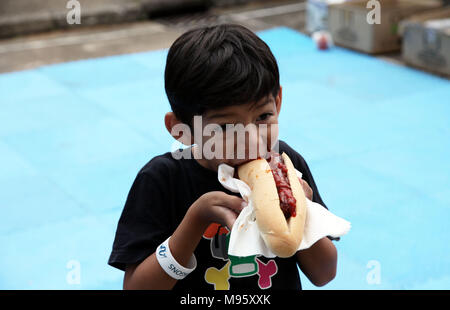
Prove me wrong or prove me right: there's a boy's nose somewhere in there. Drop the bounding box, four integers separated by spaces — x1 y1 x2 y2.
220 122 273 164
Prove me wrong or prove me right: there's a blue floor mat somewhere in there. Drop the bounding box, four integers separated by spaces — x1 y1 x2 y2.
0 27 449 289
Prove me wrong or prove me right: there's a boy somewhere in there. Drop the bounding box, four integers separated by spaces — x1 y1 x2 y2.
108 24 337 290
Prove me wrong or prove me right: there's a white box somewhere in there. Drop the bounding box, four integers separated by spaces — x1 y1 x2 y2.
306 0 351 34
401 8 450 76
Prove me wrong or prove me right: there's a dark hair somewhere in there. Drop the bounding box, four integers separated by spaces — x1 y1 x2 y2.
164 23 280 126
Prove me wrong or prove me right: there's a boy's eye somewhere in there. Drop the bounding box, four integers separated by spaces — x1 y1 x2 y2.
257 113 273 121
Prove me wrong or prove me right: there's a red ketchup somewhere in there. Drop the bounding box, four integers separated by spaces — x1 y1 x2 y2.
266 152 297 219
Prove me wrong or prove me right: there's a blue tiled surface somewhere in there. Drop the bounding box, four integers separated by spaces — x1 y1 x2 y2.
0 27 449 289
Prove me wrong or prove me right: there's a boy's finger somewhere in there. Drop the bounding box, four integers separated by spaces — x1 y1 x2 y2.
223 211 238 231
213 204 238 231
218 192 246 212
227 195 247 212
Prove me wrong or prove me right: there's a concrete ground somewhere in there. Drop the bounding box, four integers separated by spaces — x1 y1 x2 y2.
0 0 411 74
0 0 210 38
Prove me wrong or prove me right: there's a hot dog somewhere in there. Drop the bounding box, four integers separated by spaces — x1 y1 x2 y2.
237 152 307 258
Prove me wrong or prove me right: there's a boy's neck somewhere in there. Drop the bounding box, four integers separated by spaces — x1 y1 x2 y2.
191 145 218 173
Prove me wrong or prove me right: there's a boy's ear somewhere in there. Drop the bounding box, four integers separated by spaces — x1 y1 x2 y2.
275 85 282 115
164 112 193 146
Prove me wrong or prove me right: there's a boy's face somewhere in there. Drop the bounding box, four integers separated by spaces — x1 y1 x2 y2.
189 86 282 171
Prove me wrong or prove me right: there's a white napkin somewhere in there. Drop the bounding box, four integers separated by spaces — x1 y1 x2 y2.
218 163 351 258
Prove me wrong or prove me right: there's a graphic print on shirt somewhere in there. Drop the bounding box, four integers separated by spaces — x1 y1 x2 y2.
205 261 231 290
202 223 278 289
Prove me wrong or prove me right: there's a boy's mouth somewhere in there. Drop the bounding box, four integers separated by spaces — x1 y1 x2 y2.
228 159 253 167
226 152 270 167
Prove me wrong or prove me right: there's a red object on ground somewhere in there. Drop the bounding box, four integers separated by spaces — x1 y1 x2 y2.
317 35 329 50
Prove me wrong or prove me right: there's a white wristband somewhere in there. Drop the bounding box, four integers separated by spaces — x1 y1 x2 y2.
156 237 197 280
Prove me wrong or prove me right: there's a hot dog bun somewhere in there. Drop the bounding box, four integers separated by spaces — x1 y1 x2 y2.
237 152 307 257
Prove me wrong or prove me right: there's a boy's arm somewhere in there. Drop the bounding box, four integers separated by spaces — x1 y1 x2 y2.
296 237 337 287
123 191 245 290
295 178 337 286
123 206 207 290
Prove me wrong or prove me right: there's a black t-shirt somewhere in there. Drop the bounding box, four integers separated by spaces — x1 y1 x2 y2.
108 140 328 290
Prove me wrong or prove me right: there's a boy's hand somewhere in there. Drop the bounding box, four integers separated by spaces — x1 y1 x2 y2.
124 192 245 290
192 191 246 231
190 179 311 232
299 178 313 201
